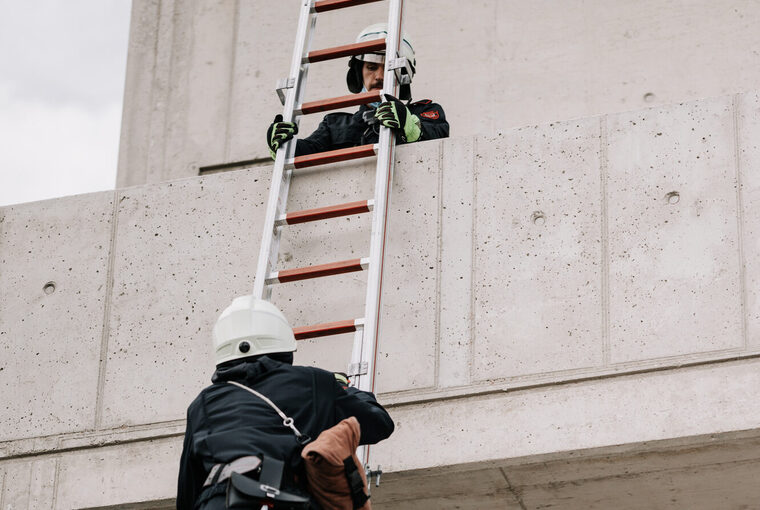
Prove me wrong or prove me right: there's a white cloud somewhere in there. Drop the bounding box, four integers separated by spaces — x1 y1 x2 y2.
0 85 121 206
0 0 131 206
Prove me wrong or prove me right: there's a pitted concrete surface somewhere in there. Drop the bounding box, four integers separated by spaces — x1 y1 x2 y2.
3 92 760 507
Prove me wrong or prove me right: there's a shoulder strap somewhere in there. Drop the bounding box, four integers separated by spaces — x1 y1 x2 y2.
227 381 311 445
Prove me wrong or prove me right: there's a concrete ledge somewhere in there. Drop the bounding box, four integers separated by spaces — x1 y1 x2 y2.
372 429 760 509
372 358 760 472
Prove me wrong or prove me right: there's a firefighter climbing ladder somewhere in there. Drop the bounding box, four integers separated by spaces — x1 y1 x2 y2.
252 0 411 463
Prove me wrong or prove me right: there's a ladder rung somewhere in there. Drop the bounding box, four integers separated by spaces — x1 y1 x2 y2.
299 91 380 115
294 319 363 340
314 0 382 13
289 144 378 169
276 200 374 226
268 257 369 284
305 40 386 63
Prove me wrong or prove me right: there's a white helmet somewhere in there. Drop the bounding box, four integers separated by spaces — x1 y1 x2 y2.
347 22 416 100
212 296 296 365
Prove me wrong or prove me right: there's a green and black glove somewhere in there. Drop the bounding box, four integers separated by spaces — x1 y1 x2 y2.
374 94 421 142
334 372 350 389
266 114 298 159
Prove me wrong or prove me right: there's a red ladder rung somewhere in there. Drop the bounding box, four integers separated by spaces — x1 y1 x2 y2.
300 91 380 115
269 258 368 284
277 200 373 226
314 0 382 13
306 40 386 63
294 319 359 340
291 144 377 169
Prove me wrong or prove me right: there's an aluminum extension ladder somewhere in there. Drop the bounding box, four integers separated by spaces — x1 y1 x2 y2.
252 0 411 463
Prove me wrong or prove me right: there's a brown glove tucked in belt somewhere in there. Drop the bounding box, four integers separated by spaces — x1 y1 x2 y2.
301 417 370 510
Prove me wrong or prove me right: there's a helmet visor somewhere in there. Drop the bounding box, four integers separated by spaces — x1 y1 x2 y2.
356 53 385 64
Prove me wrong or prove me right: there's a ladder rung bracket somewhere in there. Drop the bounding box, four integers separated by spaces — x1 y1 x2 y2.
289 144 378 169
269 257 369 284
347 361 368 377
298 91 381 115
276 200 373 226
294 318 363 340
305 40 386 63
313 0 383 13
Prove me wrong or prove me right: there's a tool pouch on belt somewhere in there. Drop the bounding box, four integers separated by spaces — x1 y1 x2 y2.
301 417 371 510
226 470 310 509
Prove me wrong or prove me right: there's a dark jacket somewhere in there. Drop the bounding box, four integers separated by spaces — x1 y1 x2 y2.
176 356 394 510
296 100 449 156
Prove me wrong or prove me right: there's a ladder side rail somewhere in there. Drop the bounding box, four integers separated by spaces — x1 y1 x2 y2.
253 1 317 300
354 0 404 393
354 0 405 467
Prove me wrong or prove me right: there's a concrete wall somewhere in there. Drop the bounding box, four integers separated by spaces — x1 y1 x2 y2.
117 0 760 187
3 91 760 507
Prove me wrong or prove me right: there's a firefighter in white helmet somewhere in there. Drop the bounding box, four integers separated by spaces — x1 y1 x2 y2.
267 22 449 158
177 296 393 510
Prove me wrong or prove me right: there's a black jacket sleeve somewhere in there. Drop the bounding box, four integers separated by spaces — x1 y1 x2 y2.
334 384 394 445
176 410 203 510
409 100 449 142
295 118 332 156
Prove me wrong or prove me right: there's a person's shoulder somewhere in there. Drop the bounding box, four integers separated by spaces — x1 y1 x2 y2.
408 99 446 119
186 382 217 412
290 364 334 378
291 364 347 388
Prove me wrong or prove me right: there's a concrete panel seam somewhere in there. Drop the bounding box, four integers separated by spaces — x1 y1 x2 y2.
94 191 121 430
599 115 611 365
51 457 61 509
733 93 749 350
116 0 162 187
147 0 175 183
433 139 443 388
381 351 760 408
143 0 164 181
160 0 180 180
468 136 479 384
499 467 528 510
223 0 241 163
25 461 32 510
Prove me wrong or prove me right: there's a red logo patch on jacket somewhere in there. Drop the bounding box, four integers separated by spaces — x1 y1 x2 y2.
420 110 439 120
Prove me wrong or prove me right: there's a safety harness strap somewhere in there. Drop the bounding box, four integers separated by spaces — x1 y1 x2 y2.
343 457 370 509
227 381 311 445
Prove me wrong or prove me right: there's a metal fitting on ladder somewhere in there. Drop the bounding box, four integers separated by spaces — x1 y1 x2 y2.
348 362 368 378
365 465 383 492
275 77 295 106
387 56 413 85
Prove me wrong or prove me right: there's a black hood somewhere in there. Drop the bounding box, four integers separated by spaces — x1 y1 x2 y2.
211 353 294 383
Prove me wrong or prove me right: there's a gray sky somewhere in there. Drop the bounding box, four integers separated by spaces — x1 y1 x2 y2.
0 0 131 206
